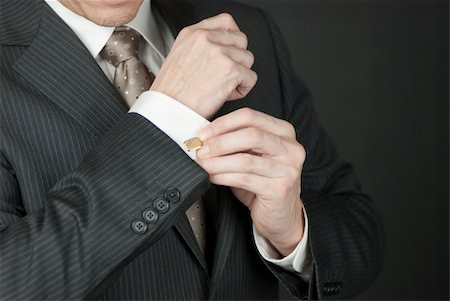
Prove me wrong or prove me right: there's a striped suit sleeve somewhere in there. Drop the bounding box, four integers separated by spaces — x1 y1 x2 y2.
257 11 385 300
0 114 209 300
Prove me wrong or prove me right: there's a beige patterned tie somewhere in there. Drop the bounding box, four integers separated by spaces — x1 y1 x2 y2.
100 26 155 107
101 26 207 253
186 197 207 253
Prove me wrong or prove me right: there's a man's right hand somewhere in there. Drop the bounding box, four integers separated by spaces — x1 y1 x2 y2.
150 13 258 120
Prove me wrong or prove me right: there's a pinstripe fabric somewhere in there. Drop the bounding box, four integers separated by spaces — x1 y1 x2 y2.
0 0 384 300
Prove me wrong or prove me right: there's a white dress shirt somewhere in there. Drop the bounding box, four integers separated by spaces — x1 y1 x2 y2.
45 0 312 281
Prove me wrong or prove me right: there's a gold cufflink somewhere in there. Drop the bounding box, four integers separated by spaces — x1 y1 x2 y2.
184 137 203 152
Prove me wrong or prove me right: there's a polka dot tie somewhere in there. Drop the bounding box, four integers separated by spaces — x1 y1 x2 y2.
186 198 207 253
100 26 155 107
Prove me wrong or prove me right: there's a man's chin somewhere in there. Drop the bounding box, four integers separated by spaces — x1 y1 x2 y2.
93 0 143 26
103 0 133 5
59 0 143 27
96 14 137 27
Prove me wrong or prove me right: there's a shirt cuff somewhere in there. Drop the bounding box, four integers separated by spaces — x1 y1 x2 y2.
253 208 312 282
129 91 210 159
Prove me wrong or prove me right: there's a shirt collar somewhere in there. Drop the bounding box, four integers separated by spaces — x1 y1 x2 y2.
45 0 165 59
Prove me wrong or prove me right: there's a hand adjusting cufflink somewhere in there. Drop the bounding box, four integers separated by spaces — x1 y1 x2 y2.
184 137 203 152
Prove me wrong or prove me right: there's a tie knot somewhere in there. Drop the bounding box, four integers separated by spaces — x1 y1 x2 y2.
101 26 142 67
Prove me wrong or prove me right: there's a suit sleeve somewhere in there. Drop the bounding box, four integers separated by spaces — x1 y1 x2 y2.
258 11 385 300
0 113 209 300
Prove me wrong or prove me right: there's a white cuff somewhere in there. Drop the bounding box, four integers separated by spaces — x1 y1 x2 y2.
129 91 210 159
253 208 312 282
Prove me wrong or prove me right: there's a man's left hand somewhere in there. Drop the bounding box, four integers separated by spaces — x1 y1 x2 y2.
196 108 306 257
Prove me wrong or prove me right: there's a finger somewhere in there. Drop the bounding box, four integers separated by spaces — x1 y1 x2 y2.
227 66 258 101
210 173 275 200
195 13 240 31
199 108 296 141
206 30 248 49
197 127 286 158
197 153 285 178
223 47 254 69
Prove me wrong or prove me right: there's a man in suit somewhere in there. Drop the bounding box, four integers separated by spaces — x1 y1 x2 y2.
0 0 384 300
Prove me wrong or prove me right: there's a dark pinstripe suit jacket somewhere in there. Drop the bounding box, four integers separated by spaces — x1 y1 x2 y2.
0 0 384 300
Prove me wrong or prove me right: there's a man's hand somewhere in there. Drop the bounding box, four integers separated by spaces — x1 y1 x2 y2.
196 108 306 256
151 13 258 120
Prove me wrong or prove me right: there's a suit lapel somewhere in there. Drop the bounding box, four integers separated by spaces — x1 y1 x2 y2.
174 214 208 272
13 3 127 139
209 187 238 296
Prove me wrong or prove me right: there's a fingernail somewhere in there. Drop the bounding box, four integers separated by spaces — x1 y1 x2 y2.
197 144 209 158
198 127 212 141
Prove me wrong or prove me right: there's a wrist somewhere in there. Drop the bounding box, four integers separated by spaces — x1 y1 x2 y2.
269 201 305 257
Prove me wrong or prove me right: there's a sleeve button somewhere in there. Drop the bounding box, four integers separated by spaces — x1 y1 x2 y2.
131 220 147 234
143 208 159 223
154 197 170 213
165 187 181 203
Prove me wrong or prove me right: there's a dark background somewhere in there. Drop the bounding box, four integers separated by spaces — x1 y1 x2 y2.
236 0 449 300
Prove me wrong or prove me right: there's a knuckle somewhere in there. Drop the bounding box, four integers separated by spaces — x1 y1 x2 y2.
214 173 225 183
241 154 255 172
297 144 307 161
240 107 255 121
250 70 258 85
193 29 208 41
284 121 296 137
207 141 218 155
201 18 211 27
247 50 255 64
287 166 300 181
179 26 192 38
239 173 253 187
204 159 215 173
238 32 248 48
267 159 277 172
220 13 235 24
222 57 237 73
292 143 306 166
241 31 248 42
248 127 263 143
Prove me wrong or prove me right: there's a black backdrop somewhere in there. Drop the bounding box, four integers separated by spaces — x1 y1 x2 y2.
236 0 449 300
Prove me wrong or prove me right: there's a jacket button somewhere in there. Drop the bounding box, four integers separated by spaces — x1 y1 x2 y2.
336 281 343 293
142 208 159 224
165 187 180 203
323 285 332 296
131 220 147 234
154 197 170 213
